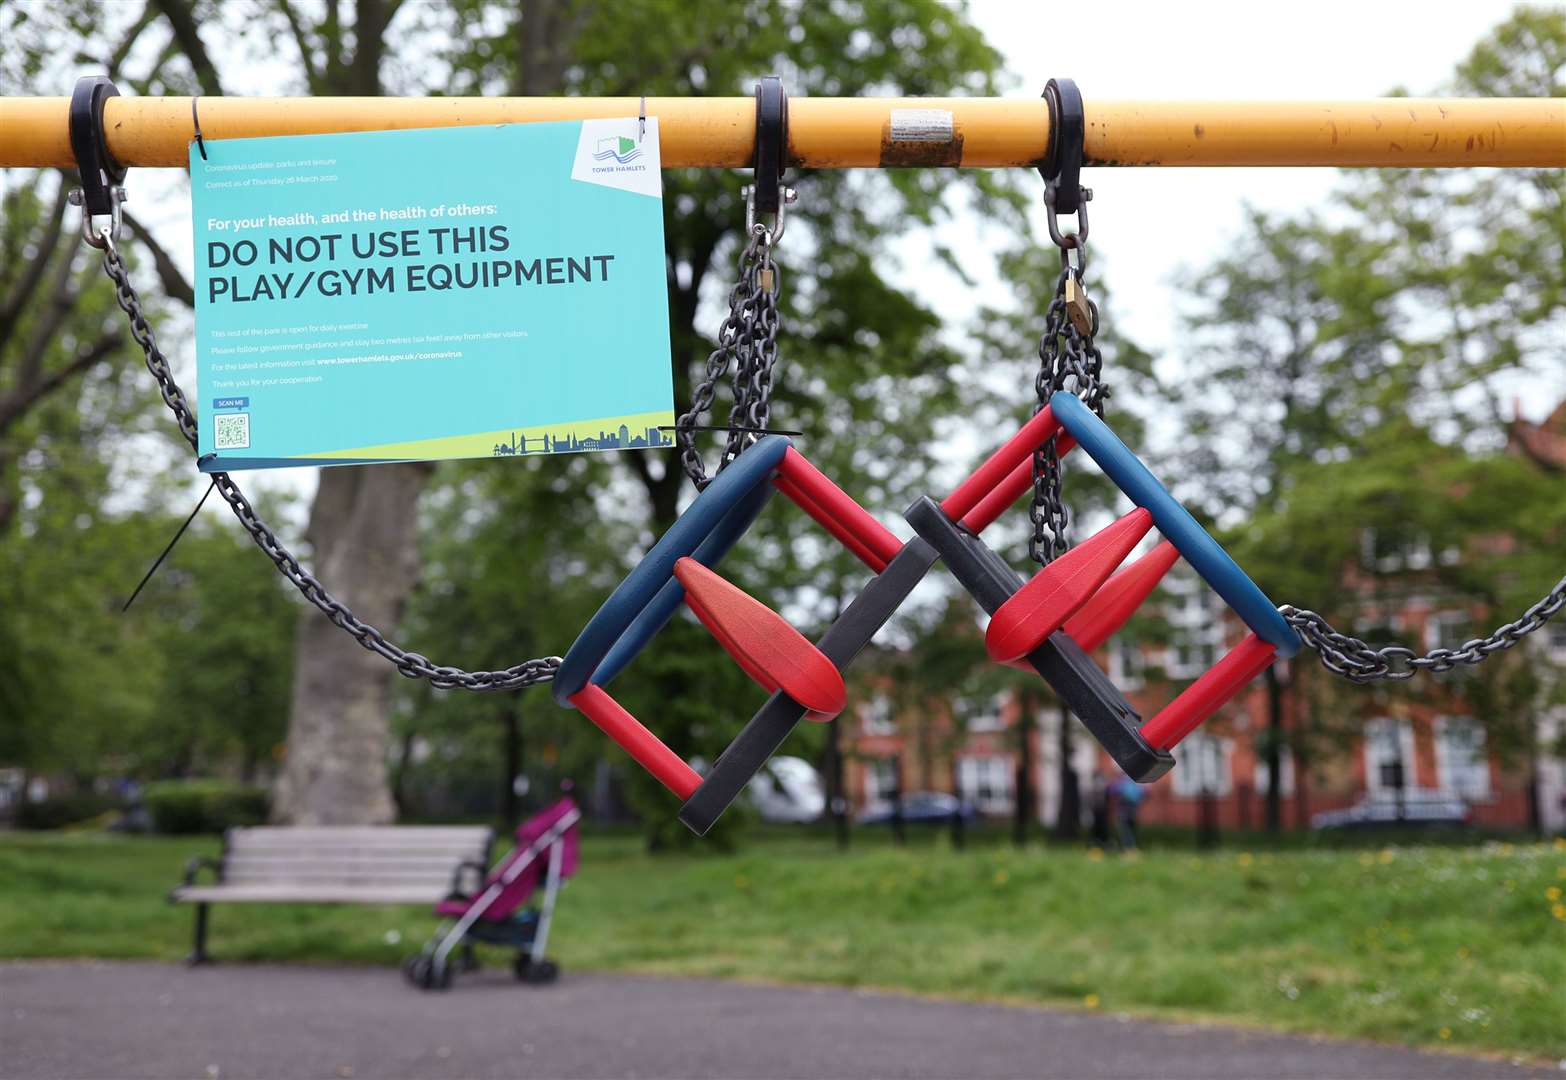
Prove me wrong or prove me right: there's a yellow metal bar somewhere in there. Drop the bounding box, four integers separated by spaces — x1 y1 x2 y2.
1 95 1562 170
1085 99 1566 167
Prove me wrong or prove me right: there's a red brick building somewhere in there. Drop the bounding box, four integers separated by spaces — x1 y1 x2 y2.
844 577 1566 834
842 405 1566 835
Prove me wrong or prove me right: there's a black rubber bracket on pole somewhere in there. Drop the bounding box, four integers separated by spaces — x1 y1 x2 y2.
69 75 125 216
904 496 1174 783
678 538 940 835
753 75 789 215
1040 77 1084 215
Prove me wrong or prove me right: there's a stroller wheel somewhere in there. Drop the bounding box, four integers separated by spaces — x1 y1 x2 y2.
404 954 450 991
516 954 559 984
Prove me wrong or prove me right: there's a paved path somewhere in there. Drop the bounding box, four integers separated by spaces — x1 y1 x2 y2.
0 962 1547 1079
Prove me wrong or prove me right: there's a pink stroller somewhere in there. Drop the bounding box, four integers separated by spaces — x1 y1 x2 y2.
403 796 581 990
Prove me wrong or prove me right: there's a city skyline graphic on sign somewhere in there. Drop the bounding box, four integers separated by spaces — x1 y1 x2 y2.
492 422 670 456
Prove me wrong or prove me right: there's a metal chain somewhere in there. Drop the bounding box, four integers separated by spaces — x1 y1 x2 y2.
674 223 782 490
1031 229 1106 565
96 234 560 691
1280 572 1566 683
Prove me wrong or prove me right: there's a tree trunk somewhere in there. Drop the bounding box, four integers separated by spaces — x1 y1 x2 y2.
1293 747 1310 829
824 715 849 850
1013 694 1035 847
272 463 432 824
502 700 522 825
1264 665 1283 833
390 727 416 817
890 756 905 846
1198 786 1220 848
1054 703 1080 839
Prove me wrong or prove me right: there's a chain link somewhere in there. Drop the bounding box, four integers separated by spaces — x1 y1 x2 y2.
103 195 1558 691
674 224 782 489
1031 241 1107 565
98 236 560 691
1280 572 1566 683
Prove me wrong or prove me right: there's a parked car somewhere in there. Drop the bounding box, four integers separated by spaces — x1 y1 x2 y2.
744 756 826 824
856 791 976 826
1311 788 1471 830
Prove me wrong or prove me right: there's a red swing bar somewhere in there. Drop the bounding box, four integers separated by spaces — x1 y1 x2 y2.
984 506 1155 663
1139 632 1278 750
943 405 1071 525
959 443 1073 534
773 447 904 573
569 685 703 799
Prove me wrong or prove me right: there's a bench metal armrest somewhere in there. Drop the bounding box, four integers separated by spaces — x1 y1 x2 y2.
446 858 487 900
181 854 223 889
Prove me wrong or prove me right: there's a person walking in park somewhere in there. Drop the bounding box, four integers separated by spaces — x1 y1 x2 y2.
1111 775 1146 851
1088 772 1112 848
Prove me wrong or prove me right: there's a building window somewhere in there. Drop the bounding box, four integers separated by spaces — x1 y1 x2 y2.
1362 528 1433 572
863 758 898 804
1109 637 1144 690
957 755 1014 812
1171 733 1233 797
1354 614 1405 649
1363 718 1416 795
1251 749 1295 798
1426 611 1473 652
1546 618 1566 661
959 692 1008 733
1165 579 1224 679
860 695 896 736
1433 716 1490 800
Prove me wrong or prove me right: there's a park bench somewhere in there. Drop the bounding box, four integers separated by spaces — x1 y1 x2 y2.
171 825 493 963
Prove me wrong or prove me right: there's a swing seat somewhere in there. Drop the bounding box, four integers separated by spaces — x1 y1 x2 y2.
674 557 845 718
554 436 938 835
906 392 1301 783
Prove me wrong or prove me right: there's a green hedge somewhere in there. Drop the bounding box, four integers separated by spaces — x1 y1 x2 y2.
14 793 120 831
143 780 269 834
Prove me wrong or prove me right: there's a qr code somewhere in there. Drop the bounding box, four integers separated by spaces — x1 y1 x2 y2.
213 412 250 450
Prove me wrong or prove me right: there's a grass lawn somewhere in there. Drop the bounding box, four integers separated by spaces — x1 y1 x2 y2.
2 829 1564 1061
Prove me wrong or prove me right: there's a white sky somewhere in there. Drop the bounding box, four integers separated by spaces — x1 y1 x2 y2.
967 0 1544 369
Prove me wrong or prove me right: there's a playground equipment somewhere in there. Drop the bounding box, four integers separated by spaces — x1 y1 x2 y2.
9 74 1563 834
550 436 937 834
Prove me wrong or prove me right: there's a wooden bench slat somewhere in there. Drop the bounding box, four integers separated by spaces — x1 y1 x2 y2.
228 827 488 843
223 866 463 876
225 850 485 862
224 854 469 868
173 884 446 904
222 865 458 880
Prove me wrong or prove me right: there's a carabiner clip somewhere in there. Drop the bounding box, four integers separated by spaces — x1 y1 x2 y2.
744 182 797 245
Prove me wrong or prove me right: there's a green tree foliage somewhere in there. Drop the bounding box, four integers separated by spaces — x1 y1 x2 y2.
1176 8 1566 775
1 489 297 783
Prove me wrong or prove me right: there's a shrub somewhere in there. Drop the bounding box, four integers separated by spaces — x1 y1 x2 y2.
144 780 268 834
14 793 120 830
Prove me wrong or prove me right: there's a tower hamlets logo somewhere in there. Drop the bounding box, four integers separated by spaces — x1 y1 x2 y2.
593 136 643 165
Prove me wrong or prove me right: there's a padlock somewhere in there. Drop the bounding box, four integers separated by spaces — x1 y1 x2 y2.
1064 275 1093 336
